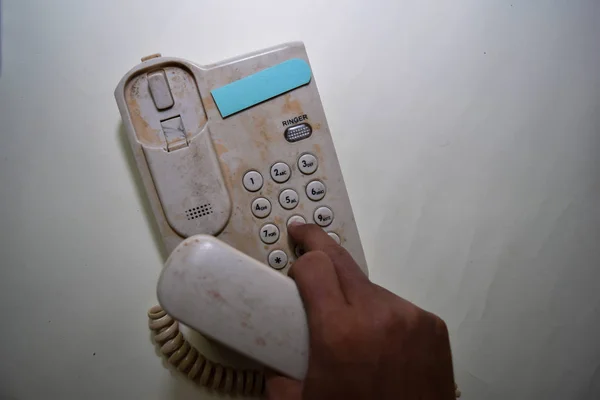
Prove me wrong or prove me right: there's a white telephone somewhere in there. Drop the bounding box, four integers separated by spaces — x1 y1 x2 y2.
114 42 368 396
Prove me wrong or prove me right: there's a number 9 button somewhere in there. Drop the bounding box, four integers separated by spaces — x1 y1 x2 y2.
314 206 333 227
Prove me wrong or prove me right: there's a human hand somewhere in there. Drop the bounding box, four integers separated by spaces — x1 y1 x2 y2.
266 223 457 400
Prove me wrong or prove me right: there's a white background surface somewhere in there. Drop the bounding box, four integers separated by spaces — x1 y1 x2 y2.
1 1 599 399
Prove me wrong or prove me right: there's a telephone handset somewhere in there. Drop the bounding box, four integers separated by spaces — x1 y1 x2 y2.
114 43 368 395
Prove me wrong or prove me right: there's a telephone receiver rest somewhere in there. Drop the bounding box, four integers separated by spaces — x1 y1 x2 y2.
157 235 309 380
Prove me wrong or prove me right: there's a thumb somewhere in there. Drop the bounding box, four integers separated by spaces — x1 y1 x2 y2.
265 371 302 400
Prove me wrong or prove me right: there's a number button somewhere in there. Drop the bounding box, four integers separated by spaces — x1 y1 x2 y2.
306 180 326 201
279 189 299 210
314 206 333 227
268 250 288 270
270 162 291 183
251 198 271 218
243 170 263 192
298 154 318 175
294 245 306 258
327 232 341 244
260 223 280 244
287 215 306 226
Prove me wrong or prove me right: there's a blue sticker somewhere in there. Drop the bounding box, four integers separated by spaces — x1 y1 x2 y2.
211 58 312 118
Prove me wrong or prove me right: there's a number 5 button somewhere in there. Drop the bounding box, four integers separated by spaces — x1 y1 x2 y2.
279 189 299 210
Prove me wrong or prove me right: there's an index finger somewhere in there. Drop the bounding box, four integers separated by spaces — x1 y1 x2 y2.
288 223 369 300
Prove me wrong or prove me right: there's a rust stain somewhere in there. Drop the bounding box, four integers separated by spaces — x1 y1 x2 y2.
253 114 267 131
281 94 303 115
170 74 183 84
213 142 229 157
219 160 233 187
273 216 283 225
258 149 268 162
207 290 224 301
127 96 162 146
255 337 266 347
125 69 209 148
312 122 322 130
202 96 217 111
252 114 273 145
312 143 322 156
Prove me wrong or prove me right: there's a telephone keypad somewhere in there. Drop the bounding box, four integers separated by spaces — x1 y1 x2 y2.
245 154 336 263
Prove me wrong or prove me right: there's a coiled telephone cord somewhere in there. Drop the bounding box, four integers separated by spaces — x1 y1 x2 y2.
148 305 265 396
148 305 461 398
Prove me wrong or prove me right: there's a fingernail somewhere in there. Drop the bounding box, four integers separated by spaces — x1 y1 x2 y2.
288 221 305 228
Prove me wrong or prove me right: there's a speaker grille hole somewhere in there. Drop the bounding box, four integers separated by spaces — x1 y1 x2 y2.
185 203 214 220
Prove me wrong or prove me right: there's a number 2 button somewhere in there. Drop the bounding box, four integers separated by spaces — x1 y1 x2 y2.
279 189 299 210
270 162 290 183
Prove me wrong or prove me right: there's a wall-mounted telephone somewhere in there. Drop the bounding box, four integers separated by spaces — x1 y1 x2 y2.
114 42 368 396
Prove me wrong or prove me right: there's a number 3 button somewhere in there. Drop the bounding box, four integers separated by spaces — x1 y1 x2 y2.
279 189 299 210
270 162 290 183
298 154 318 175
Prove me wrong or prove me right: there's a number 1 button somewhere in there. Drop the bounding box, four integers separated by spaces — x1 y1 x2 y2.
243 170 263 192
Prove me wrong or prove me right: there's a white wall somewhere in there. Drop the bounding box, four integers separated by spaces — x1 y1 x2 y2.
1 1 599 399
